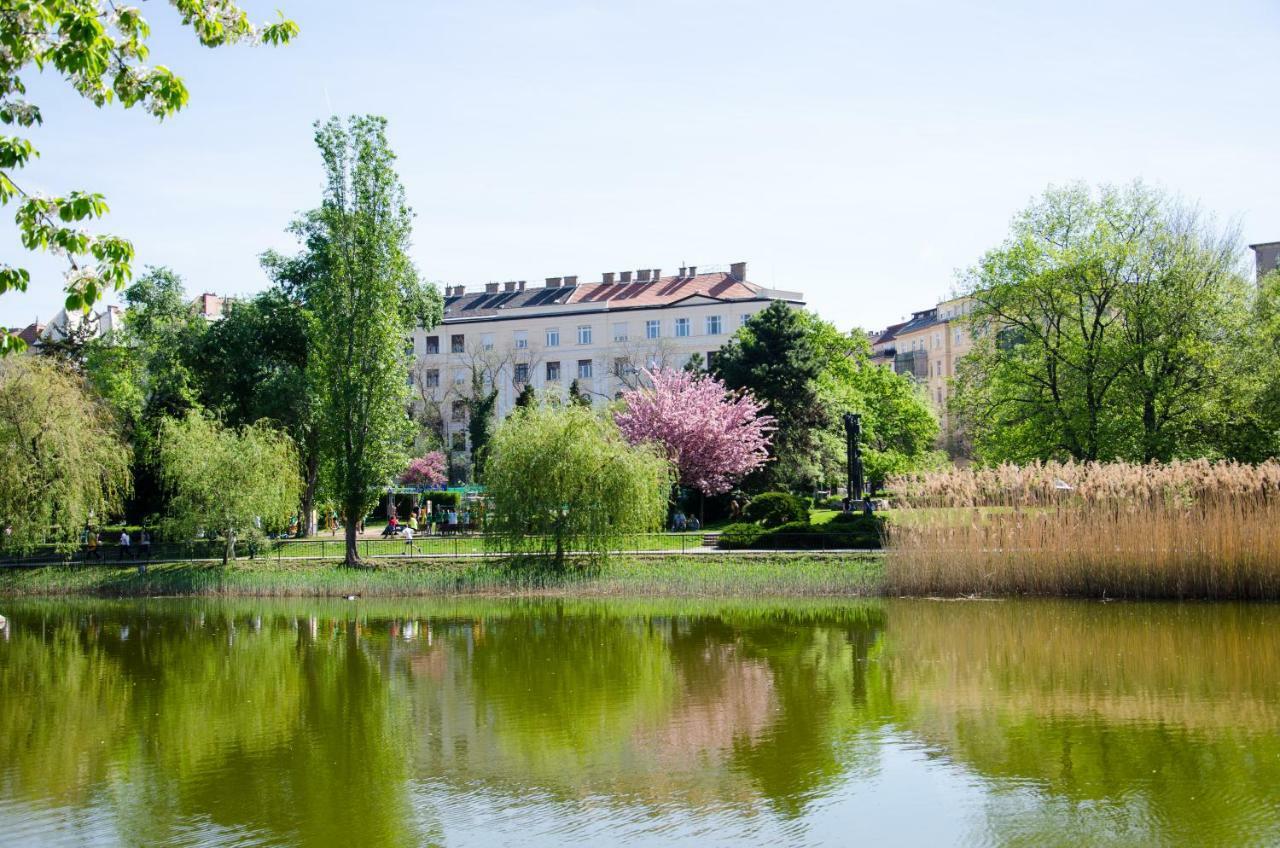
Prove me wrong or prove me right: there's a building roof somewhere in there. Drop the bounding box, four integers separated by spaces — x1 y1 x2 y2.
440 270 797 323
12 322 45 345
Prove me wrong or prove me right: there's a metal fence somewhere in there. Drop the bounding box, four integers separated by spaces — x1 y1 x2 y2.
0 531 880 567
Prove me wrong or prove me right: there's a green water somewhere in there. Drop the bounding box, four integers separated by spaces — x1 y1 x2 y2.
0 598 1276 847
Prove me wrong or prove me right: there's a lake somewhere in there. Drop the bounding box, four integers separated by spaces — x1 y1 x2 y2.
0 597 1276 846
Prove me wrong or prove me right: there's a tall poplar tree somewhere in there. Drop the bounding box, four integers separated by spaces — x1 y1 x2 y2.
307 115 441 564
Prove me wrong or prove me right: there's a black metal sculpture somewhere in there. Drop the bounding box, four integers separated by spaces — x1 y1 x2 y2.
843 412 864 511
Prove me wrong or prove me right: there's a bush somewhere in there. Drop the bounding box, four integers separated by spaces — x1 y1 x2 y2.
717 522 766 549
424 491 461 510
743 492 810 528
814 495 845 510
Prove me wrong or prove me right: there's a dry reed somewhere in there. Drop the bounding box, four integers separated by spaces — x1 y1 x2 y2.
884 460 1280 599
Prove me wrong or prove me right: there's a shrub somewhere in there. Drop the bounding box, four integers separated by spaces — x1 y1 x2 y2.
717 522 766 549
744 492 810 528
424 491 461 511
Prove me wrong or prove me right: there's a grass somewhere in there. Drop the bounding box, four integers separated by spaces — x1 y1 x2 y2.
885 459 1280 600
0 553 884 598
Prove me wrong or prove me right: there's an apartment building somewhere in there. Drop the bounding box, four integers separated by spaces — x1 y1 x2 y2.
410 262 804 450
871 296 975 431
1251 240 1280 283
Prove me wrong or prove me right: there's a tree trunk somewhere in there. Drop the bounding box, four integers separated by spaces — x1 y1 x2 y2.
299 454 319 537
224 528 236 566
344 508 361 566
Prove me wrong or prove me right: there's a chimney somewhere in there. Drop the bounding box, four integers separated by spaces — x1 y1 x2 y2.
503 280 516 292
651 268 661 281
546 277 562 287
602 272 615 285
637 269 651 282
518 280 526 291
620 270 632 283
730 261 747 281
485 282 499 293
687 265 697 276
563 275 578 287
678 266 687 277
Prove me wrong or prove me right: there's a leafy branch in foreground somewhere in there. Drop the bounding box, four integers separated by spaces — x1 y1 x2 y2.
0 1 298 354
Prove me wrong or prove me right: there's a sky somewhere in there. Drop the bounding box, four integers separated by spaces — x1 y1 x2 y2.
3 0 1278 332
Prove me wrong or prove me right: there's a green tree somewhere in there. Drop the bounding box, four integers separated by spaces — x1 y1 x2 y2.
156 412 299 564
484 405 672 568
568 378 591 407
0 356 130 552
714 301 824 490
803 314 941 491
189 289 322 534
682 352 706 375
953 183 1252 463
304 115 442 564
514 382 536 409
0 1 297 353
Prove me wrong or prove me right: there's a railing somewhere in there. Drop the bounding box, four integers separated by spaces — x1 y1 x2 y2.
0 531 880 567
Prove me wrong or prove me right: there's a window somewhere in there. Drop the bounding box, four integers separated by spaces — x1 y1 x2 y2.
451 431 466 451
954 329 964 345
514 362 529 384
425 336 439 355
406 370 414 386
423 368 439 388
612 357 630 378
706 315 722 336
546 361 561 382
451 400 466 422
481 333 494 350
706 351 717 370
405 338 415 356
933 332 940 349
453 371 466 384
675 317 690 337
936 388 942 405
577 359 593 379
450 334 465 353
514 330 528 349
546 327 560 347
739 313 752 326
577 325 592 345
612 322 628 342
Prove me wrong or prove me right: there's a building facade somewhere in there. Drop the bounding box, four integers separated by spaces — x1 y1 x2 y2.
1251 241 1280 283
410 262 803 451
871 296 975 435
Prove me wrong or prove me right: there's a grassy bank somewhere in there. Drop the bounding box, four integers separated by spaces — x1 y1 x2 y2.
0 553 883 598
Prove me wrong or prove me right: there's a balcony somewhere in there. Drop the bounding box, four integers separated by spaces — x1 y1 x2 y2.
894 349 929 380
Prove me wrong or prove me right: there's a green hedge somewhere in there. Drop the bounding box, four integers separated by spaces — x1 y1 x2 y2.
718 514 884 550
743 492 810 528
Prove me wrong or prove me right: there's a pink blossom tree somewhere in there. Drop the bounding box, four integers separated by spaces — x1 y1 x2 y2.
615 367 774 495
400 451 448 487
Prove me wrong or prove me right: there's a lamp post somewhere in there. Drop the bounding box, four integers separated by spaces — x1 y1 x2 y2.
843 412 864 511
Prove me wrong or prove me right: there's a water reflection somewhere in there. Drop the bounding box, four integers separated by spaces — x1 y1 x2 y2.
0 598 1276 846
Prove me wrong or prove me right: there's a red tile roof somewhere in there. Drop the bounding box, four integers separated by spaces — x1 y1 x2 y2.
568 272 760 307
13 322 45 345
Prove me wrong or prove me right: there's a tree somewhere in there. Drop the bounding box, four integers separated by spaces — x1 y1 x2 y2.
615 367 774 496
156 412 299 564
189 288 321 534
514 382 536 409
953 182 1251 464
568 378 591 407
0 1 297 353
682 352 706 375
305 115 442 565
400 452 447 487
0 356 130 552
802 313 941 492
714 301 824 490
484 405 672 568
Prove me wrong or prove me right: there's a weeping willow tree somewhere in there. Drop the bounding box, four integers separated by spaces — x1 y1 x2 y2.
0 357 130 552
484 405 672 568
156 412 299 564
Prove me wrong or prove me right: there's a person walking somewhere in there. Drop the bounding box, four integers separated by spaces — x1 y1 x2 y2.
402 524 414 556
139 530 152 559
85 529 102 561
446 508 458 535
118 530 133 560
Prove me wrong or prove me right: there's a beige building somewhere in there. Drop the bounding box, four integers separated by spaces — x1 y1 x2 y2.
871 296 975 433
410 262 803 451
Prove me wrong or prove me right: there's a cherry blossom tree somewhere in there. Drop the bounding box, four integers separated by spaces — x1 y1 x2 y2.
400 451 447 487
615 367 774 495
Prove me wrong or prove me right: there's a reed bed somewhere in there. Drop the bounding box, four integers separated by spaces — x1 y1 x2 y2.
884 459 1280 599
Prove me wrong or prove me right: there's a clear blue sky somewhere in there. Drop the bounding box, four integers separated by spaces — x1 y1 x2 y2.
3 0 1278 332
